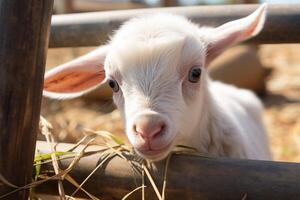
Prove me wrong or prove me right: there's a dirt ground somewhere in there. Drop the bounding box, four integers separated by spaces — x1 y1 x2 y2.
260 44 300 162
41 44 300 162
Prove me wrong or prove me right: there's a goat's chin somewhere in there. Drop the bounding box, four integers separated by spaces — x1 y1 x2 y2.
135 143 173 161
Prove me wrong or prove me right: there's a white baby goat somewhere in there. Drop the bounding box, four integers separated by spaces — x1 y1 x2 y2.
44 4 271 161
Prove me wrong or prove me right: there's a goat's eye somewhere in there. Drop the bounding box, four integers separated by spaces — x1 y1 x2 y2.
188 67 202 83
108 79 119 92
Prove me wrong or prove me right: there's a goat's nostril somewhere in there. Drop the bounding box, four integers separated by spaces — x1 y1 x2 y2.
133 124 138 135
152 124 164 139
133 115 166 140
132 112 168 142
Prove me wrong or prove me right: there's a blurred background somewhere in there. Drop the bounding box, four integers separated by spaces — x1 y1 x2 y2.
42 0 300 162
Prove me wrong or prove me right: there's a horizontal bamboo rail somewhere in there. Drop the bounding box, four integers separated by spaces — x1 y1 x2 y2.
49 4 300 48
36 141 300 200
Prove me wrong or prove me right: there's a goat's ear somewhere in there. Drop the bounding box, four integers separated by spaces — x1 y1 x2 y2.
43 46 108 99
205 3 267 65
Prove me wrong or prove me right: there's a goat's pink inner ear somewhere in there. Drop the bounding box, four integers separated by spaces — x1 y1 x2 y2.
43 46 109 97
44 70 105 93
205 3 267 65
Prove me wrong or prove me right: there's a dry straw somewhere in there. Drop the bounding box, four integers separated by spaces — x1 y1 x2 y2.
0 116 198 200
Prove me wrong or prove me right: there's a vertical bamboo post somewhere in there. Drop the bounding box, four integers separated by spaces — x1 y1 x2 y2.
0 0 53 199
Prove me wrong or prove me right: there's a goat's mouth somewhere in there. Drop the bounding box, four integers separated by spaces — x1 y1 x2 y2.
135 142 173 161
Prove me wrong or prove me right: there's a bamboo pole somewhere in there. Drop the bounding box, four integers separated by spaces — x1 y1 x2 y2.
36 141 300 200
49 4 300 48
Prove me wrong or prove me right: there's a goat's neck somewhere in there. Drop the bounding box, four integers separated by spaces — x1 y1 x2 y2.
187 81 242 157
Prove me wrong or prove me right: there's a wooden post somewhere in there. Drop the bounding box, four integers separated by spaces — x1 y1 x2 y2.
0 0 53 199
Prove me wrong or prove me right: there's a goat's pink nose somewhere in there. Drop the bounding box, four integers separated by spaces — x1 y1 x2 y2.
133 114 165 140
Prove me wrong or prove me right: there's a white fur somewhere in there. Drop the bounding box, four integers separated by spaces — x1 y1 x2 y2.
44 4 271 161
